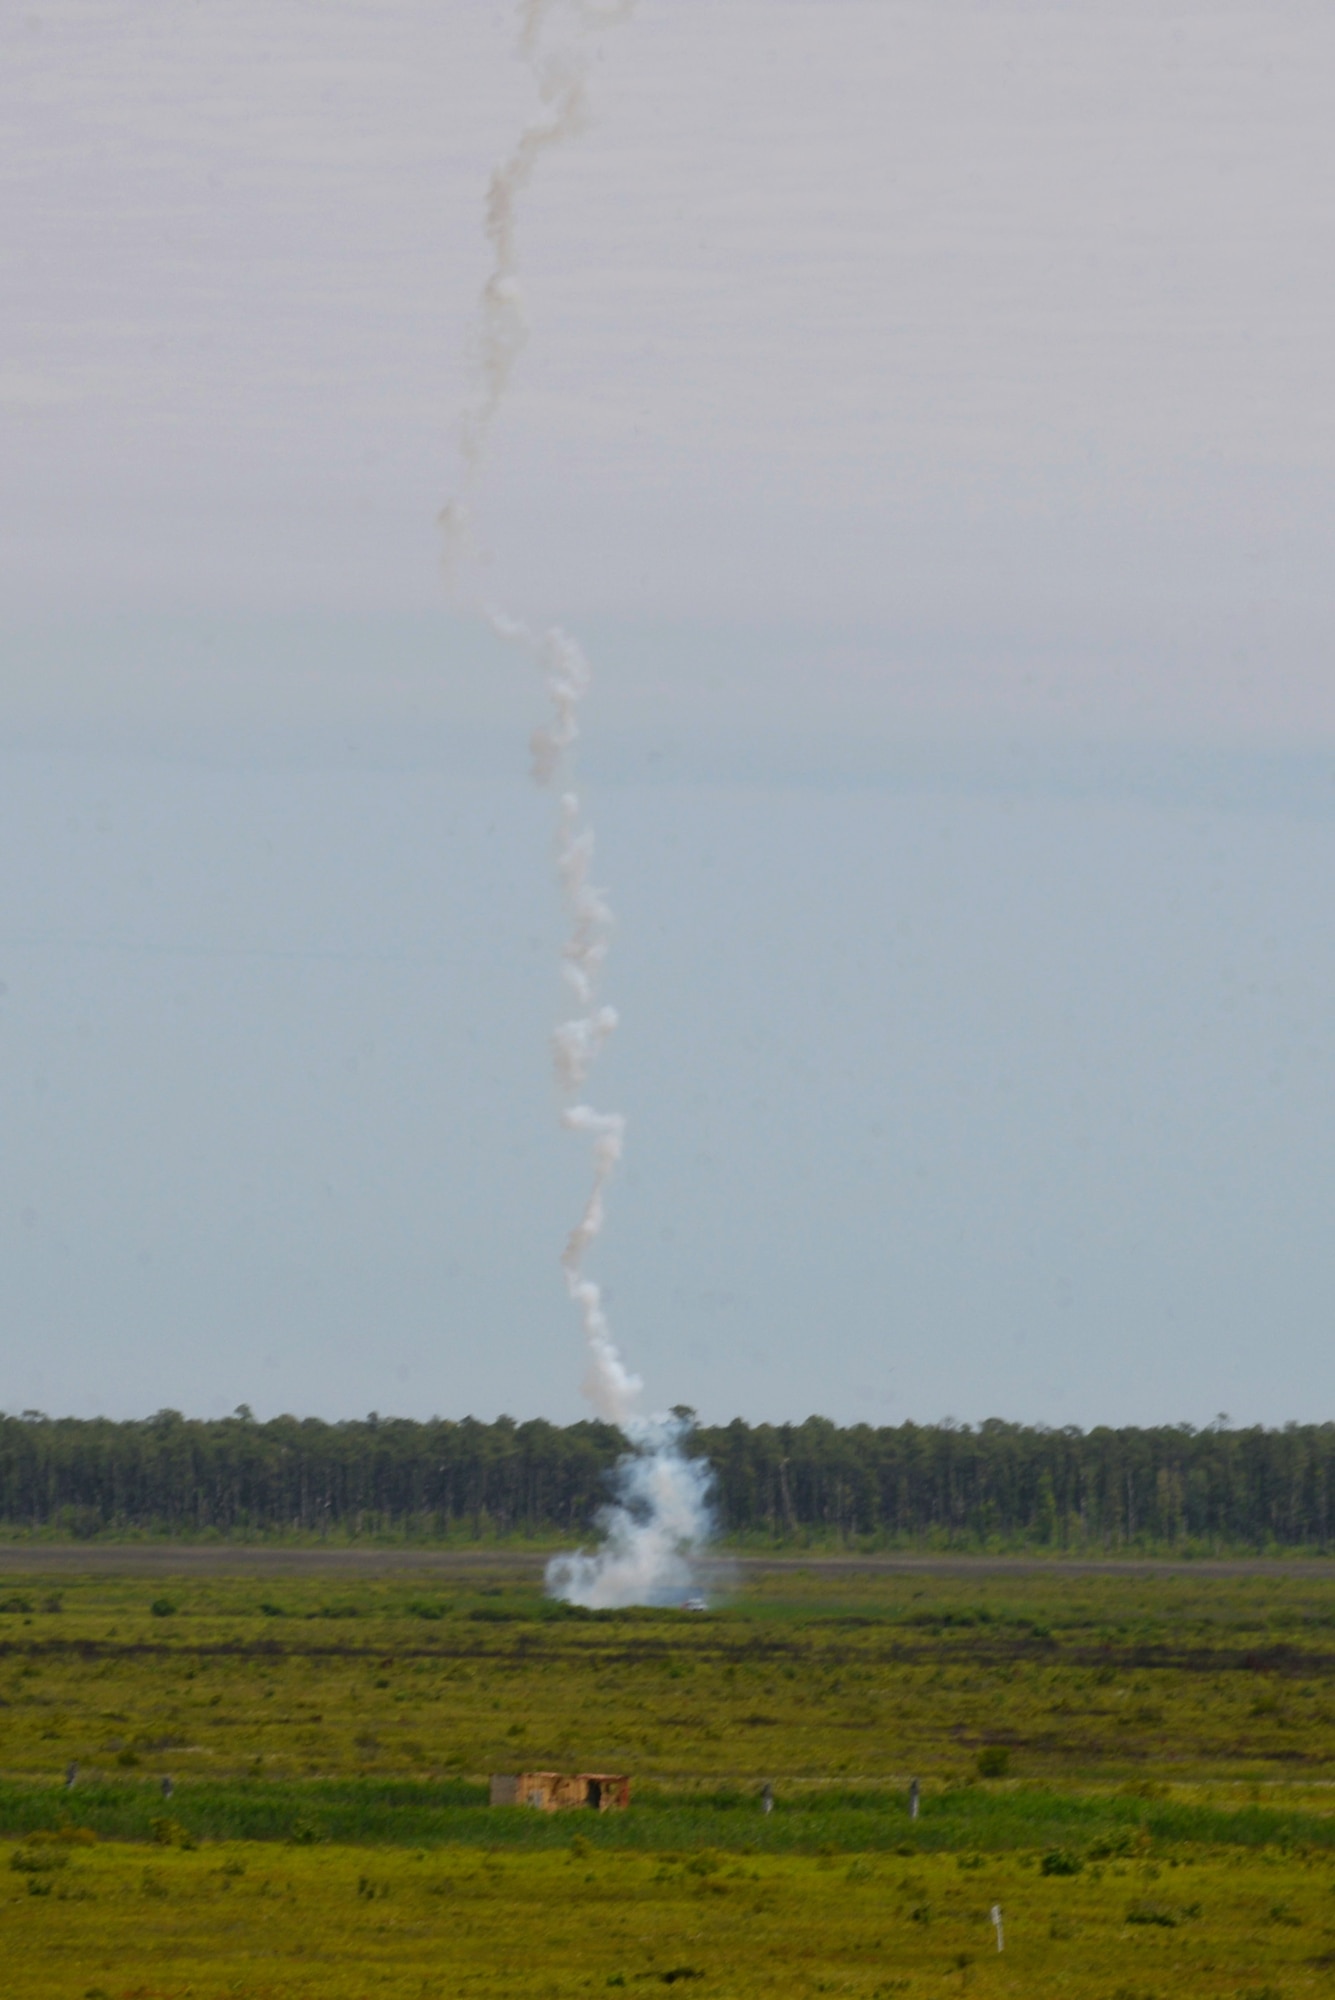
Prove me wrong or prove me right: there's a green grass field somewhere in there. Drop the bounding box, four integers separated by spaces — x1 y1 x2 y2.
10 1835 1335 1999
5 1553 1335 1993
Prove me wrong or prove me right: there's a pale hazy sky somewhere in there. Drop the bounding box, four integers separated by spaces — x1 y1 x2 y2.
1 1 1333 1428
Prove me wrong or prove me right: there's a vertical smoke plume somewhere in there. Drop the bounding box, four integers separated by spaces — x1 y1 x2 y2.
442 1 713 1609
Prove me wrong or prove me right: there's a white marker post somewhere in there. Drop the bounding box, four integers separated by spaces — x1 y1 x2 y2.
990 1904 1004 1952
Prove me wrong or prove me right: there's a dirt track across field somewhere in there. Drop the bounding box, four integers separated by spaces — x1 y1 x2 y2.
1 1543 1334 1581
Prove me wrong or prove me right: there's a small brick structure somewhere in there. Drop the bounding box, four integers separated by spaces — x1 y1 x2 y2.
489 1771 630 1811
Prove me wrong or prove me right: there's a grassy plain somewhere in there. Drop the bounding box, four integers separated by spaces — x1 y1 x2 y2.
5 1558 1335 1788
5 1553 1335 1993
10 1834 1335 1999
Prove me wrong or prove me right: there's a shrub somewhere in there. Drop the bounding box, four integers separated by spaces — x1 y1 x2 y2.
1125 1900 1177 1927
11 1845 67 1874
149 1598 177 1618
1089 1829 1137 1859
1041 1849 1084 1877
976 1747 1010 1778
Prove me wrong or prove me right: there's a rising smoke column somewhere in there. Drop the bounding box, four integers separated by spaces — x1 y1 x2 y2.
442 0 713 1609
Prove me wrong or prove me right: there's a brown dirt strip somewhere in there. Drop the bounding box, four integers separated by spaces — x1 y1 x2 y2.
2 1545 1335 1579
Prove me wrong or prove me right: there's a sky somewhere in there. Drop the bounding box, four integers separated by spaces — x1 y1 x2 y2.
1 0 1333 1429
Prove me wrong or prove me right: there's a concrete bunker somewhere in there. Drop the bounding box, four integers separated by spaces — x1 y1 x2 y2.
489 1771 630 1811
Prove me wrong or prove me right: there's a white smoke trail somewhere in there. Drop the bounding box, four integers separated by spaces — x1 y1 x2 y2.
440 0 639 565
441 0 714 1608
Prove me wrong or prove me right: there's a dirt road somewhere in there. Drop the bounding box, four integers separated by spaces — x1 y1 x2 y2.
1 1544 1332 1580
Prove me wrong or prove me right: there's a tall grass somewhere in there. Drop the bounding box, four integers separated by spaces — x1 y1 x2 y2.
3 1778 1333 1853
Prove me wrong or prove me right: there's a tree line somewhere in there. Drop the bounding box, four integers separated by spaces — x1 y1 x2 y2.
1 1408 1333 1549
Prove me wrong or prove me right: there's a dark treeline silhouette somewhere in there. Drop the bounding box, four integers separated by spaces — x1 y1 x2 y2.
1 1409 1333 1549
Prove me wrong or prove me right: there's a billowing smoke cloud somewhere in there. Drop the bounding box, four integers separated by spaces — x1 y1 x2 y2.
441 0 714 1609
546 1413 715 1610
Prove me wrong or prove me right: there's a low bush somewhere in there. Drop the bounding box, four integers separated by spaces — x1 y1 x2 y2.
1040 1848 1083 1877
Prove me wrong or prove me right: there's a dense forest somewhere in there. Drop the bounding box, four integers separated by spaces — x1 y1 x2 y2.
2 1409 1334 1550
